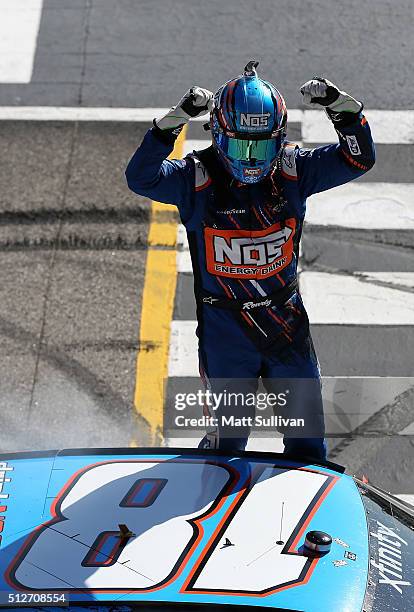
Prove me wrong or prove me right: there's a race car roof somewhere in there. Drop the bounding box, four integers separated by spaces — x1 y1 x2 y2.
0 448 368 611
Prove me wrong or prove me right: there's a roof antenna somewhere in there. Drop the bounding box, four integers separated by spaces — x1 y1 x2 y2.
220 537 235 549
276 501 285 545
244 60 259 77
117 524 135 544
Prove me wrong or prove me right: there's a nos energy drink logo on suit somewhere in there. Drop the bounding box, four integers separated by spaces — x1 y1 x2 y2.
205 219 296 279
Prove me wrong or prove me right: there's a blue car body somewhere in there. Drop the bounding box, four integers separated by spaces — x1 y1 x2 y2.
0 449 412 611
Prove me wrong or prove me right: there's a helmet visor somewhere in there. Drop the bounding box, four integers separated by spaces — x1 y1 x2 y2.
226 136 279 163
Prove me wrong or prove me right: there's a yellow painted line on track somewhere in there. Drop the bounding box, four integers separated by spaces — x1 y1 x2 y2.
134 126 187 443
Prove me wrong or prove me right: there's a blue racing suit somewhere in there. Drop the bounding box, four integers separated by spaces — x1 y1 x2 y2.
126 111 375 460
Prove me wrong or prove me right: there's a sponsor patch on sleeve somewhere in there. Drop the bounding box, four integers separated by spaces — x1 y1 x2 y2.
281 143 298 180
346 134 361 156
193 157 212 191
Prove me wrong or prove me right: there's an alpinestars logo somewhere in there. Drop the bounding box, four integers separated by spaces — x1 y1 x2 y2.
204 219 296 279
240 112 271 128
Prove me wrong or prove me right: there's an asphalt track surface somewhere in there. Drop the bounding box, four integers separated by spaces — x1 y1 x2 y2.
0 0 413 109
0 1 413 495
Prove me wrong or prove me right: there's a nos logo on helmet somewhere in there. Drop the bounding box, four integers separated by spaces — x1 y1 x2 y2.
205 220 296 279
240 112 271 128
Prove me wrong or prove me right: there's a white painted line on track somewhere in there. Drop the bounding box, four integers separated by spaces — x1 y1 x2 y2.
323 377 414 431
168 320 198 377
169 308 414 374
0 106 171 122
164 436 285 453
395 494 414 507
400 422 414 435
301 271 414 325
168 322 414 431
358 272 414 289
164 436 200 449
285 109 303 124
179 182 414 232
169 322 414 375
0 107 302 123
0 0 43 83
169 319 414 377
306 183 414 229
0 106 412 145
246 438 285 452
177 224 189 249
183 139 211 156
302 110 414 144
177 250 192 274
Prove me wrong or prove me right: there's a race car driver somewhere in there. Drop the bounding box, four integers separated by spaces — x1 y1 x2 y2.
126 62 375 461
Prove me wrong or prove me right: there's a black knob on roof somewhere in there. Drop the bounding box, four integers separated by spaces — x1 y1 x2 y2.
304 530 332 553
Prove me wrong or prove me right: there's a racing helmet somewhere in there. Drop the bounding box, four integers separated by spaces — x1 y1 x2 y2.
211 61 287 184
